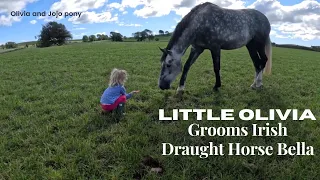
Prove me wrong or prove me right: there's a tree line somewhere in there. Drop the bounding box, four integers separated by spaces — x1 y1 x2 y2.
132 29 171 42
2 21 319 52
81 32 125 42
82 29 172 43
1 42 18 49
1 21 175 49
3 21 74 49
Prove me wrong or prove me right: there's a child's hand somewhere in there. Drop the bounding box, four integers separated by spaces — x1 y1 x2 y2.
131 90 140 94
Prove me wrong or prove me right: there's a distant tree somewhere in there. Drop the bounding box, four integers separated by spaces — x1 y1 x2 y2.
311 46 320 52
133 29 154 41
97 34 103 41
148 34 155 41
144 29 152 34
165 31 169 35
143 29 154 41
141 31 148 41
159 30 164 35
82 35 89 42
89 35 96 42
133 31 145 41
37 21 72 47
5 42 18 49
110 32 123 42
133 32 139 40
1 44 5 49
101 34 108 40
155 38 159 41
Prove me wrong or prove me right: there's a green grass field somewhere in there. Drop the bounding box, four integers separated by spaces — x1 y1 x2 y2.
0 41 319 179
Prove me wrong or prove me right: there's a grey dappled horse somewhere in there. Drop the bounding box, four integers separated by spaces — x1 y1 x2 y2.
158 2 272 93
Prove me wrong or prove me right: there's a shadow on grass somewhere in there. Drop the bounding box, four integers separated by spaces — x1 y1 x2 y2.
80 110 123 136
178 85 288 110
247 87 288 110
0 47 25 54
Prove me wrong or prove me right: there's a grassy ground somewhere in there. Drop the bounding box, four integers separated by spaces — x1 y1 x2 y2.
0 41 319 179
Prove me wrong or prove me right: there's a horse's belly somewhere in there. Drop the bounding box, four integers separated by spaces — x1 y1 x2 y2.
221 40 248 50
220 33 251 50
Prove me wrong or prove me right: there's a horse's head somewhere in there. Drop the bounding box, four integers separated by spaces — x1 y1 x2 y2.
158 47 182 90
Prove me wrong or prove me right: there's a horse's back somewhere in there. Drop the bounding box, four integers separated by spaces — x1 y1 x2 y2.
194 3 271 48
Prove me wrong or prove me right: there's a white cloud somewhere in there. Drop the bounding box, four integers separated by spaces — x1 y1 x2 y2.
122 11 128 15
0 15 21 26
108 2 122 9
95 32 106 35
73 27 86 30
0 0 37 13
0 0 37 26
118 22 142 27
174 18 182 23
121 0 145 8
249 0 320 40
131 0 245 18
41 0 121 25
72 32 87 38
276 22 320 41
68 11 118 24
107 2 125 11
270 29 292 39
50 0 108 13
270 30 277 36
30 20 37 24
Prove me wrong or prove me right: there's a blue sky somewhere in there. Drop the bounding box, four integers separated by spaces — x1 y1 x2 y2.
0 0 319 46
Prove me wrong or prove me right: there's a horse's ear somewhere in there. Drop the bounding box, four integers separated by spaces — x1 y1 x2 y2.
158 47 166 53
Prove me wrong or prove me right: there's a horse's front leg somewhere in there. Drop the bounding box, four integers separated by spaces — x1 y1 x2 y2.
177 46 204 93
210 49 221 90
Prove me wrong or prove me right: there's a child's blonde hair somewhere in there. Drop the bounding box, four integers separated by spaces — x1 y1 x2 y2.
109 68 128 86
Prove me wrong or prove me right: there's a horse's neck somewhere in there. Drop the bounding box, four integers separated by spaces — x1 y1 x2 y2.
170 28 195 59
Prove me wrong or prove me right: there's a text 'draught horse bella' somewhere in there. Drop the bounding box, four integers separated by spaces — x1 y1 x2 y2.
159 109 317 158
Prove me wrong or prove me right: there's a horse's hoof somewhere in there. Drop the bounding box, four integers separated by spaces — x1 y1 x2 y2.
213 85 220 91
176 90 184 96
250 84 263 90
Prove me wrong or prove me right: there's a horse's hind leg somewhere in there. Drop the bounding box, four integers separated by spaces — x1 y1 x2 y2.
246 40 267 89
177 46 204 93
256 43 268 87
210 49 221 90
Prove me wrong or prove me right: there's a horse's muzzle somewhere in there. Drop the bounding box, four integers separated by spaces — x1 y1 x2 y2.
158 79 170 90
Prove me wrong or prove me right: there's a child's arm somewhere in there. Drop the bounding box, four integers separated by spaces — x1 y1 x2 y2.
120 86 133 99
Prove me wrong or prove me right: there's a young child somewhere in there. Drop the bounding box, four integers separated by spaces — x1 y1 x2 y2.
100 68 139 115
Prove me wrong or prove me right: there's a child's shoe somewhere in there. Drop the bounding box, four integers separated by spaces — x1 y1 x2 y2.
115 103 125 116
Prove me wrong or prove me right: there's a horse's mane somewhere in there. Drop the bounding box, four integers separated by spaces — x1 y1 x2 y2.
166 2 211 50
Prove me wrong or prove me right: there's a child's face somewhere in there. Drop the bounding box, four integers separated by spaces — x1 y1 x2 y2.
120 73 127 84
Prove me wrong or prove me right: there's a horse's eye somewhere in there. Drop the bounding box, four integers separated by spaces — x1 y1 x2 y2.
166 64 171 68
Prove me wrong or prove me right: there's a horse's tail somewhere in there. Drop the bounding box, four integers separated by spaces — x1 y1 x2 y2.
264 35 272 75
